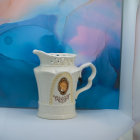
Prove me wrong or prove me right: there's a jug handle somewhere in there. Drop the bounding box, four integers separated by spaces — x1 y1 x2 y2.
75 63 96 99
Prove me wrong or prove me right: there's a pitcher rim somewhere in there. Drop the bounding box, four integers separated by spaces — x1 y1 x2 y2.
33 49 76 58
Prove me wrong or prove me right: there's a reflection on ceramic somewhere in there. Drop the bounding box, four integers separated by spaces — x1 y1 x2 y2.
33 49 96 119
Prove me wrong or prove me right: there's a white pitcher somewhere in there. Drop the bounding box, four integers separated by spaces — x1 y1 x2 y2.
33 50 96 119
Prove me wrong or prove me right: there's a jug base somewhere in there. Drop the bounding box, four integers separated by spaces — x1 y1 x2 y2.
38 113 76 120
37 103 76 120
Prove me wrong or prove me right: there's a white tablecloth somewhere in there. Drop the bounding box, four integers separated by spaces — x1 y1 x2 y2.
0 108 134 140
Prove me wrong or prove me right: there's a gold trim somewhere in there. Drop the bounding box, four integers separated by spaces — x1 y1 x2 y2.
49 72 74 104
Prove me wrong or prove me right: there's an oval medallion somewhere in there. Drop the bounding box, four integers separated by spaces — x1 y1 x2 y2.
58 77 69 95
49 72 74 104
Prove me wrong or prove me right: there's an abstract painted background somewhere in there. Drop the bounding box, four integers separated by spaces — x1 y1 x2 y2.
0 0 122 109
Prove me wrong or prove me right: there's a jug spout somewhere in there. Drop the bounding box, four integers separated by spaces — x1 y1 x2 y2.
33 50 47 57
33 49 51 66
33 49 44 56
33 49 76 66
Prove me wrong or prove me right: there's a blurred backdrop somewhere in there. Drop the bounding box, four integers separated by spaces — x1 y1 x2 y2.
0 0 122 109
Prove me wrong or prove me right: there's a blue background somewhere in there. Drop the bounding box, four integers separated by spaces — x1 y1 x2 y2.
0 15 120 109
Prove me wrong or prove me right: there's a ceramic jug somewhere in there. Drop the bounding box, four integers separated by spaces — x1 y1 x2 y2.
33 50 96 119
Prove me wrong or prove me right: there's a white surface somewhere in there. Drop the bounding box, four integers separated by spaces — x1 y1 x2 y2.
133 2 140 123
134 123 140 140
0 108 134 140
118 129 133 140
120 0 139 117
